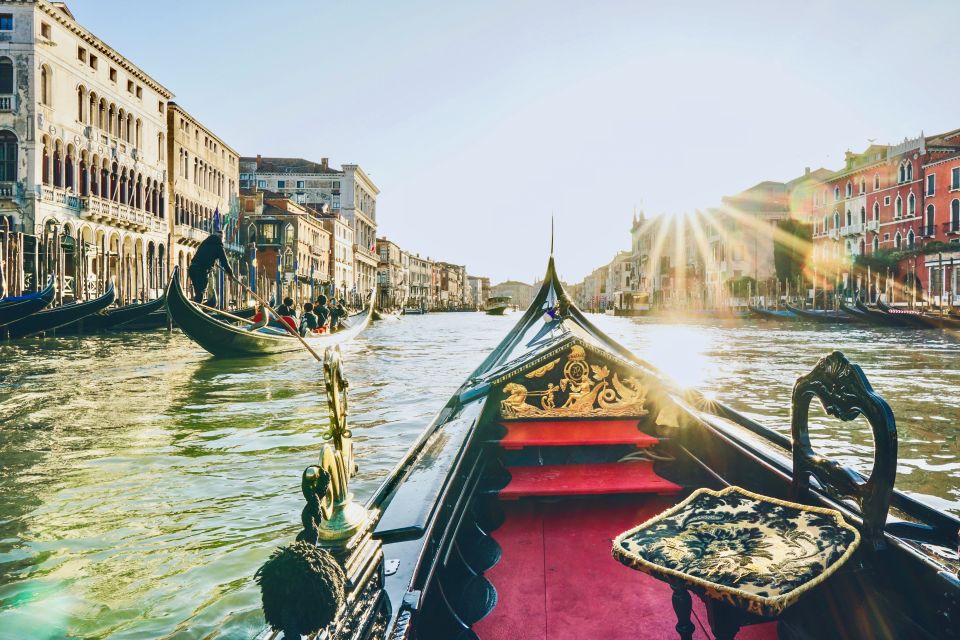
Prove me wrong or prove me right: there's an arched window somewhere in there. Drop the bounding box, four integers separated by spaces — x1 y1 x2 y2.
895 231 902 249
157 132 163 161
833 211 840 228
907 229 915 248
860 206 866 224
845 181 852 198
0 57 13 94
908 192 915 216
926 204 935 233
907 163 913 181
834 186 840 201
40 65 51 106
845 210 852 226
873 174 880 190
859 178 866 194
899 163 906 183
952 199 960 232
0 130 17 181
873 201 879 221
872 235 879 252
76 85 85 122
895 195 903 218
284 223 295 245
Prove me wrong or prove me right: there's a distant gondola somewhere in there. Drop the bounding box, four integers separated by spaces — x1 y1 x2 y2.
875 299 960 329
165 267 374 357
0 275 56 328
55 294 167 334
748 305 799 320
253 253 959 640
839 301 875 323
4 282 116 339
785 303 859 324
855 299 918 328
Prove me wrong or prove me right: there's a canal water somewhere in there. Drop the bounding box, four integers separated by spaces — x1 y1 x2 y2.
1 312 958 638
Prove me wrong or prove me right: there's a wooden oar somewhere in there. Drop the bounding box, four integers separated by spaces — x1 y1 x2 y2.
220 268 324 363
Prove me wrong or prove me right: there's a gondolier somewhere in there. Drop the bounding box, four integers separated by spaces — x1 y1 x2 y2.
188 225 233 304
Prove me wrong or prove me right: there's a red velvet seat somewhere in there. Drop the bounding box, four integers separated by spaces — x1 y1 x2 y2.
498 420 658 450
500 461 681 500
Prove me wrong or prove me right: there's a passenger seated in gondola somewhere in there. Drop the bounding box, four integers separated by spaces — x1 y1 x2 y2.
329 299 345 331
276 297 296 317
298 302 326 336
248 303 269 331
314 295 330 328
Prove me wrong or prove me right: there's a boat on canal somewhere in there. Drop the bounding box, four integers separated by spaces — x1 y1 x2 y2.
748 305 798 321
784 303 860 324
854 300 918 329
0 275 56 329
3 281 116 339
166 267 375 357
875 299 960 330
253 254 960 640
484 296 512 315
54 294 167 334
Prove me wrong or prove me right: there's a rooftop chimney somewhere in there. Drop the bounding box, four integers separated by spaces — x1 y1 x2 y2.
321 157 329 170
256 154 262 170
805 166 811 176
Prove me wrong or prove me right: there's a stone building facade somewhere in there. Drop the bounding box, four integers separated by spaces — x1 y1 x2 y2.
407 253 433 309
0 0 172 303
239 155 378 299
318 208 354 303
376 236 406 309
238 189 331 304
167 102 239 282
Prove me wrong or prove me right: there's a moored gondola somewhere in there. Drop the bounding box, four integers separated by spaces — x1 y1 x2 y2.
3 282 116 339
748 305 799 321
855 299 918 328
54 294 167 334
0 275 56 328
253 254 960 640
875 299 960 330
785 302 860 324
166 267 374 357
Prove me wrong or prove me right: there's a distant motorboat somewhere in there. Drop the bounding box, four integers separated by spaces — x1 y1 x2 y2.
484 296 512 315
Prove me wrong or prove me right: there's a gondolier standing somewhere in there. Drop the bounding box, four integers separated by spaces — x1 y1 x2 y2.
188 219 233 304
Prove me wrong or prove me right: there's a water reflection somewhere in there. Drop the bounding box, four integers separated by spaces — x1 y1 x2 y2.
0 313 957 638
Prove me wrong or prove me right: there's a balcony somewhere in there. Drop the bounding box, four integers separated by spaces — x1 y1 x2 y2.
175 223 209 246
354 244 378 264
80 194 153 233
39 185 82 211
865 219 879 232
839 223 862 237
0 94 14 112
918 224 936 239
943 221 960 236
827 228 840 240
0 181 16 198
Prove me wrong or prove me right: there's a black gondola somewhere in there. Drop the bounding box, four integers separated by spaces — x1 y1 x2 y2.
839 301 875 323
54 294 167 334
165 267 374 357
785 302 860 324
854 299 918 328
0 275 56 328
4 282 116 339
875 299 960 330
253 254 960 640
748 305 799 321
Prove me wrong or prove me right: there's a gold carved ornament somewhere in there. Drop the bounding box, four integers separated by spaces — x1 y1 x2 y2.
500 345 649 418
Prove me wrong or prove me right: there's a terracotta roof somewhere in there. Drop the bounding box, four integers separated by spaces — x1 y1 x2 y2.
240 157 342 175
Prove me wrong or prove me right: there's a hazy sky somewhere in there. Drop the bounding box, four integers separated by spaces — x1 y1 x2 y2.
70 0 960 283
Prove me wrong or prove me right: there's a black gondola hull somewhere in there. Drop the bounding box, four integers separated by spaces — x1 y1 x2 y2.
165 267 374 357
4 283 116 339
0 276 56 328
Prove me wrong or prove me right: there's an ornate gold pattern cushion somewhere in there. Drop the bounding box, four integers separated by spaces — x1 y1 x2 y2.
612 486 861 617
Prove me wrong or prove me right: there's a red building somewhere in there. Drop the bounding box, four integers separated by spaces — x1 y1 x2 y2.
809 130 960 303
919 131 960 304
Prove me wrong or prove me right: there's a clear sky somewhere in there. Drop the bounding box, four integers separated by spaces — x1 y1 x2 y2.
68 0 960 284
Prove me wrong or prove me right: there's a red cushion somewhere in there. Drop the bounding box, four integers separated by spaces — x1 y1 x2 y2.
501 461 681 499
499 420 658 449
281 316 297 331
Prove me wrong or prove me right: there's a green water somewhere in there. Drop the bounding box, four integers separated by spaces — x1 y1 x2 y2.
0 313 957 638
